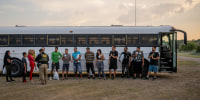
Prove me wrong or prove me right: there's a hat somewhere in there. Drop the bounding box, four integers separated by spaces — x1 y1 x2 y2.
86 47 90 49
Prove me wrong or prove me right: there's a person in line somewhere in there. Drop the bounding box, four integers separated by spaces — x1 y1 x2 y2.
95 49 106 80
72 47 82 79
28 49 37 82
146 46 160 80
35 48 49 85
119 46 131 78
108 45 118 80
4 50 15 82
132 46 144 79
50 46 62 80
85 47 95 79
36 49 43 68
62 48 71 80
22 52 28 83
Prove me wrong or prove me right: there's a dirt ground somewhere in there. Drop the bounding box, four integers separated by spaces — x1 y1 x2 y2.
0 57 200 100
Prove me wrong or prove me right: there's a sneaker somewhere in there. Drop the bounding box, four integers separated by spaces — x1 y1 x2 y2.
153 77 157 80
145 76 149 80
49 77 52 80
23 80 27 83
11 79 15 81
111 77 115 80
92 77 95 80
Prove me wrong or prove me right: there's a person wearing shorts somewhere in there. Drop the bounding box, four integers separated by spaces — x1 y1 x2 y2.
50 46 62 80
108 45 118 80
62 48 71 80
132 46 144 79
146 46 160 80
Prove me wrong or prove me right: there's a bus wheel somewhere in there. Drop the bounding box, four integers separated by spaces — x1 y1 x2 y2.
11 59 23 77
142 59 149 77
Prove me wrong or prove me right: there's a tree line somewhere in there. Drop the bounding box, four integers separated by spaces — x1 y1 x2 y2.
178 39 200 52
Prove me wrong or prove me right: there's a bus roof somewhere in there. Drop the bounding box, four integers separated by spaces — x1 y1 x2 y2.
0 25 173 34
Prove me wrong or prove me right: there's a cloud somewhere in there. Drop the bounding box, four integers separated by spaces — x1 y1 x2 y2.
0 5 24 13
19 0 200 26
117 0 200 25
0 10 4 14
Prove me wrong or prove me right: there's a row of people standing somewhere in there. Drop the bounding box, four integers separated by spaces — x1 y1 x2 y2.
3 45 159 84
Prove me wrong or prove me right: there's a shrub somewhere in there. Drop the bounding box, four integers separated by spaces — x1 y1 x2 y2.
196 45 200 53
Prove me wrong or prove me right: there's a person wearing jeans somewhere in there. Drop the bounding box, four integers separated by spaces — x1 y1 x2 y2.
95 49 106 80
22 52 28 83
72 47 82 79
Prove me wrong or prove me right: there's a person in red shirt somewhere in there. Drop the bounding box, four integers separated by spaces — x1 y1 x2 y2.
28 49 37 82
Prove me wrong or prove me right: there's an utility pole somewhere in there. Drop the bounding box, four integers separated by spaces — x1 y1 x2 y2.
135 0 136 26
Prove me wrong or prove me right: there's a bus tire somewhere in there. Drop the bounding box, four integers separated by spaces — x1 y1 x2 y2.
11 58 23 77
142 59 149 77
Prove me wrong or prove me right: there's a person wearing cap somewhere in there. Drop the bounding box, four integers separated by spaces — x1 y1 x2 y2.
132 46 144 79
85 47 95 79
72 47 82 79
35 48 49 85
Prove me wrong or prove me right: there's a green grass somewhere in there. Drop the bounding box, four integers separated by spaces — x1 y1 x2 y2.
177 59 200 67
178 52 200 58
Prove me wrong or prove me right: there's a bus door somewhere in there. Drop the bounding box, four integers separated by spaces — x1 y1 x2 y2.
159 32 177 72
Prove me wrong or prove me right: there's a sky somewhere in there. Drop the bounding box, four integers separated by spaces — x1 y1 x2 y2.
0 0 200 40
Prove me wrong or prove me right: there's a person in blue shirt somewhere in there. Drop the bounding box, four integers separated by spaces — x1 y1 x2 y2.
72 47 82 79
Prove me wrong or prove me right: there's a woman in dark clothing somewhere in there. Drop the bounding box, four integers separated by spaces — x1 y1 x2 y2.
4 50 15 82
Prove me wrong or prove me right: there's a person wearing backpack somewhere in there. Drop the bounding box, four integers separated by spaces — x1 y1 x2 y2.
35 48 49 85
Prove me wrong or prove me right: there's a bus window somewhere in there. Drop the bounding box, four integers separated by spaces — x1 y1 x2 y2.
0 35 8 45
48 35 60 45
61 34 73 46
74 34 86 46
100 35 112 46
9 35 21 45
161 34 171 52
35 34 47 45
87 35 100 46
114 34 126 45
22 35 34 45
140 34 158 45
127 34 139 46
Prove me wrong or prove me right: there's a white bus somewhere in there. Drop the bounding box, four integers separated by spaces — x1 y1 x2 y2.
0 25 187 77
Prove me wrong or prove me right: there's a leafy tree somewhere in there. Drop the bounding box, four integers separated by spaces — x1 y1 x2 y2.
179 42 196 51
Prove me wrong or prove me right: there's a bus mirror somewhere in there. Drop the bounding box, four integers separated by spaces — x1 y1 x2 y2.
170 29 187 45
